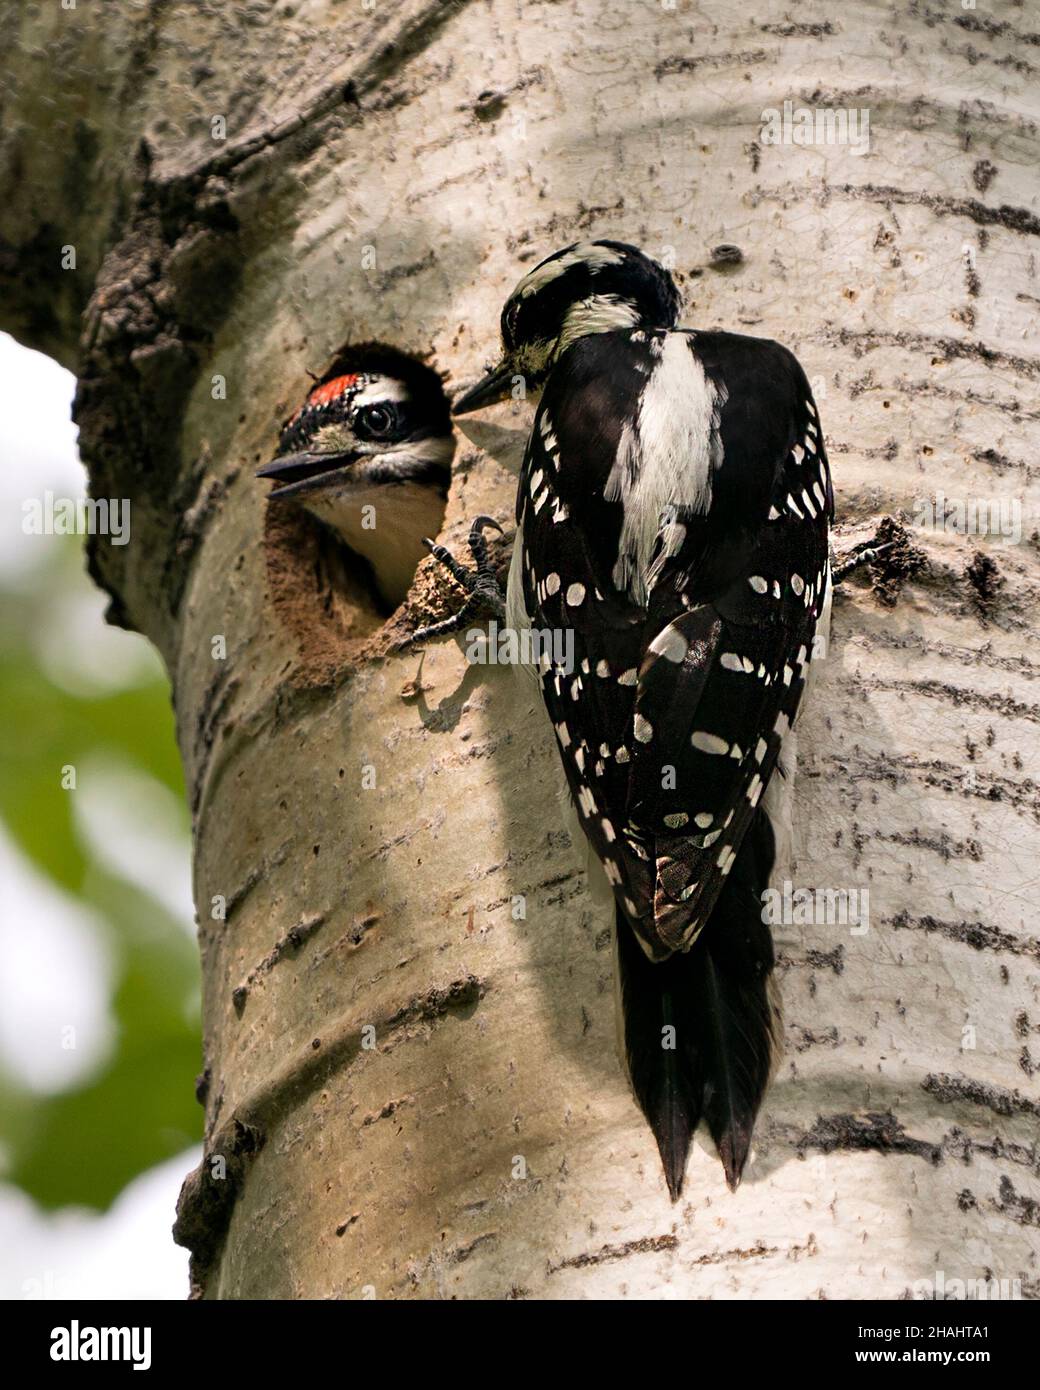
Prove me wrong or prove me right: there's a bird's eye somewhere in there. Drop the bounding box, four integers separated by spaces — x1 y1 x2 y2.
504 301 521 342
357 403 397 438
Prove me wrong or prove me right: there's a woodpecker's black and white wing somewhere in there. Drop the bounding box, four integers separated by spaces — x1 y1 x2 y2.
517 327 832 957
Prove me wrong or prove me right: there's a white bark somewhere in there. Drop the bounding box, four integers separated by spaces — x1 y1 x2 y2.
4 0 1038 1299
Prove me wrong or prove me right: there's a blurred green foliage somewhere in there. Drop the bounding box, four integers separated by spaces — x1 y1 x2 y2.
0 538 201 1209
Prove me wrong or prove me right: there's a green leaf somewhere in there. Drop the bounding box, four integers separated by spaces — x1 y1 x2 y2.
0 541 201 1209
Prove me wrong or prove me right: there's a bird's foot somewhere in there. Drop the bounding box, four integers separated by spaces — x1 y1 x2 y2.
832 540 895 585
396 515 506 648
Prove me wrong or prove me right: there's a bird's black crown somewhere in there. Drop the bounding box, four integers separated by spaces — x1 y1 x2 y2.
502 239 682 352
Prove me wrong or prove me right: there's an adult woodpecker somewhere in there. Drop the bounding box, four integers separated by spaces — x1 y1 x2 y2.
257 349 454 609
422 240 835 1199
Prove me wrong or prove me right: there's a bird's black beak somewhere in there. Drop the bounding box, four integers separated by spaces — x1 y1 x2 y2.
451 359 517 415
256 450 352 499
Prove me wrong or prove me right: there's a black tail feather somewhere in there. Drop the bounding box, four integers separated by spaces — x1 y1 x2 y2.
616 922 702 1198
617 809 780 1199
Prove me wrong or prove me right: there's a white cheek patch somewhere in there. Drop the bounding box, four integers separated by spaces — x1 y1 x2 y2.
404 434 456 464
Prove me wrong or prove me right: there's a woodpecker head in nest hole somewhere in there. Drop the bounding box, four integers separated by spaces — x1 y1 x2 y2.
257 349 454 610
452 240 682 415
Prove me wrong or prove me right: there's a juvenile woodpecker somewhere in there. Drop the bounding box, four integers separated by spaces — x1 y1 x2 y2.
437 240 834 1198
257 350 454 609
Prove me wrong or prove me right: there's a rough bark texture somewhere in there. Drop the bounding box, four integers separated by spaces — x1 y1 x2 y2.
4 0 1039 1299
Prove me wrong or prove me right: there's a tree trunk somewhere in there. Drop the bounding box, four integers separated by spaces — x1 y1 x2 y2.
4 0 1038 1299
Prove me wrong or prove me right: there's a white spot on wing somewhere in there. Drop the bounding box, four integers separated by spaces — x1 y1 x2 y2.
650 626 688 663
691 731 729 755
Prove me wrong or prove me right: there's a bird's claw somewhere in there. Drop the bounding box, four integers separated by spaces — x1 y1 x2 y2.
396 516 507 650
833 541 896 585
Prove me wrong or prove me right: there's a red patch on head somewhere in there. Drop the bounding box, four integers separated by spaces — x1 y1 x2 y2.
308 373 360 408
